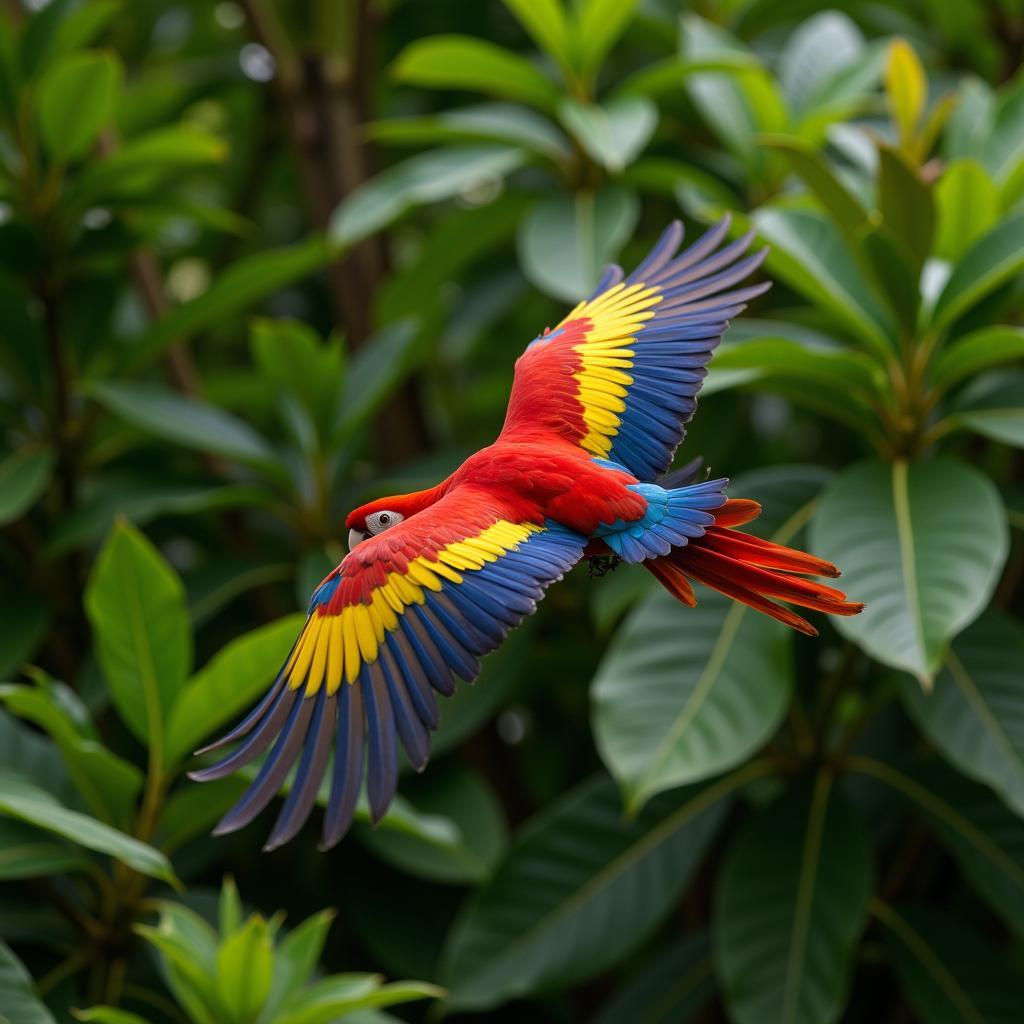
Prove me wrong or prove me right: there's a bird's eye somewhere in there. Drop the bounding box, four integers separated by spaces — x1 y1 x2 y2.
366 510 404 535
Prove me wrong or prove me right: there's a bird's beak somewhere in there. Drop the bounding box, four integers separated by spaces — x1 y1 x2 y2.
348 528 367 550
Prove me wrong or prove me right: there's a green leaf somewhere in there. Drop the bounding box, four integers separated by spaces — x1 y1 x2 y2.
809 458 1008 684
276 976 442 1024
574 0 642 77
885 39 926 153
74 1009 151 1024
593 587 790 811
516 186 638 302
900 611 1024 819
714 778 872 1024
164 614 303 767
0 773 175 883
263 910 336 1020
761 135 868 238
356 764 507 885
878 904 1024 1024
0 447 53 526
218 876 243 938
844 759 1024 938
858 222 921 335
931 212 1024 330
0 708 70 799
0 818 89 880
502 0 572 74
85 520 192 758
215 915 275 1024
88 381 278 468
392 35 559 112
127 235 331 369
370 105 570 162
877 144 936 271
558 96 656 173
330 146 527 248
36 50 120 161
593 933 714 1024
754 207 896 355
19 0 119 77
777 12 865 117
935 159 999 263
933 327 1024 391
438 772 737 1011
0 680 142 828
949 372 1024 448
0 938 55 1024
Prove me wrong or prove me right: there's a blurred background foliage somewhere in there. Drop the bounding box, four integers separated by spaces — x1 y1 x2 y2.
0 0 1022 1020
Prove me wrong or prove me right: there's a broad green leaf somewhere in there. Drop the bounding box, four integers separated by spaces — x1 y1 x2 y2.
0 818 88 879
809 458 1007 684
778 12 864 116
335 319 420 441
761 135 868 237
439 772 736 1011
901 611 1024 819
715 778 871 1024
164 614 303 767
331 146 527 248
930 211 1024 330
127 236 331 369
0 681 142 827
502 0 571 74
949 372 1024 448
0 773 174 883
878 904 1024 1024
516 186 638 302
89 381 278 468
356 764 507 884
931 326 1024 391
37 50 120 161
392 35 559 112
845 759 1024 938
754 207 896 355
574 0 642 77
0 939 55 1024
593 933 714 1024
885 39 926 153
877 144 935 270
370 105 570 161
0 448 52 526
558 96 656 173
85 520 192 756
215 916 274 1023
0 709 70 799
593 588 790 810
935 159 999 262
276 976 442 1024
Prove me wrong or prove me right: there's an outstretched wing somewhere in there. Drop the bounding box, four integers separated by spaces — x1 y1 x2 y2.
190 486 585 851
502 217 769 480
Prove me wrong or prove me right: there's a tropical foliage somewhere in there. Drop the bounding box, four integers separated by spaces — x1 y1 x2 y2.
0 0 1022 1021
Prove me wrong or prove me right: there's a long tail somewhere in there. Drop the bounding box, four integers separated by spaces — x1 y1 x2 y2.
645 497 864 636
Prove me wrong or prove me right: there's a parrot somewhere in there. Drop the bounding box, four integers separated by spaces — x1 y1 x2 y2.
190 217 863 851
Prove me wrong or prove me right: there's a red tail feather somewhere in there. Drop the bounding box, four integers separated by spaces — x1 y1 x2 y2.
644 504 863 636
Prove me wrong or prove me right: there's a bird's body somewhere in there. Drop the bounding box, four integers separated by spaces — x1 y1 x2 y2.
192 219 863 850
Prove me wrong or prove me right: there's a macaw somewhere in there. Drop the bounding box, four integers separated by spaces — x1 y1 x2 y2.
191 218 863 851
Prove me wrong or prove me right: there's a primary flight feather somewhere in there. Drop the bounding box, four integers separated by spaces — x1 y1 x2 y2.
191 218 863 850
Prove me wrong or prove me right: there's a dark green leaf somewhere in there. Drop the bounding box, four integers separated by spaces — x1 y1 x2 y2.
0 938 55 1024
36 50 120 161
877 144 936 271
85 520 192 757
809 458 1008 683
931 326 1024 391
439 773 735 1011
949 372 1024 448
0 447 52 526
0 818 89 880
858 222 921 335
715 779 872 1024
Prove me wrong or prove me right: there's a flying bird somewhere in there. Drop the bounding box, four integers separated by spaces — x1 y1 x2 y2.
191 218 863 850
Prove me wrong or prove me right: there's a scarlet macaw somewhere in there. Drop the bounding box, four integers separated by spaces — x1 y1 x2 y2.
192 218 862 850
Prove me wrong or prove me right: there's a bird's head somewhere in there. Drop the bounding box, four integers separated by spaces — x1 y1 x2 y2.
345 486 443 550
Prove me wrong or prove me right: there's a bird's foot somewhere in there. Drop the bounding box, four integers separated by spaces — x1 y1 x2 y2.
588 554 622 578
